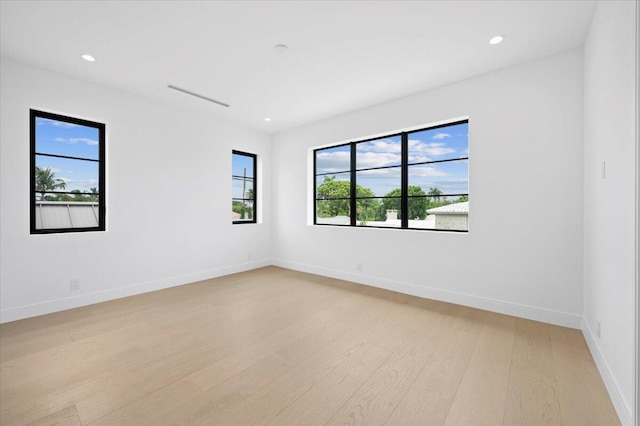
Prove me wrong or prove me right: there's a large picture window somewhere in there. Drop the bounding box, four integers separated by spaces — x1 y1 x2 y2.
232 150 257 224
30 110 106 234
314 119 469 231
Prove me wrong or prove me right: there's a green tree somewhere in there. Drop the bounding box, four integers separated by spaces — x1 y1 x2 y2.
316 176 351 217
232 187 254 220
71 190 85 201
377 186 429 220
232 201 244 215
316 176 379 220
455 194 468 203
35 166 66 200
88 187 99 202
427 187 443 202
355 186 377 224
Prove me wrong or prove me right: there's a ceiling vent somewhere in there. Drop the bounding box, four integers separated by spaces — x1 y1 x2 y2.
167 84 230 108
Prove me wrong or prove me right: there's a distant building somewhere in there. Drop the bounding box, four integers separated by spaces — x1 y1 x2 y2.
426 201 468 230
35 201 99 229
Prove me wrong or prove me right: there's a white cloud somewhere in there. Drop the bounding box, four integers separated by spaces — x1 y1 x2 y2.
432 132 451 140
317 149 401 172
431 179 469 193
408 139 455 157
53 136 98 146
408 155 431 163
425 146 455 156
408 165 449 178
358 168 401 177
37 165 65 174
56 178 99 191
357 139 401 153
38 118 79 128
316 151 350 173
69 137 99 146
75 178 98 189
318 137 458 175
356 152 400 169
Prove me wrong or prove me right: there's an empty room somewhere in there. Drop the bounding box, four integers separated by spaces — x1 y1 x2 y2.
0 1 637 425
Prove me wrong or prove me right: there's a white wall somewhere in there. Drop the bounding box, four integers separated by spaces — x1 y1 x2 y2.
0 57 272 323
272 49 585 328
583 1 637 425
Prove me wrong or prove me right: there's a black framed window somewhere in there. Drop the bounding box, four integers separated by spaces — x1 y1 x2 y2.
30 110 106 234
314 119 469 232
232 150 257 224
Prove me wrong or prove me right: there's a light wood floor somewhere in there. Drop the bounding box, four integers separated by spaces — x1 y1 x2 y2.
0 266 619 425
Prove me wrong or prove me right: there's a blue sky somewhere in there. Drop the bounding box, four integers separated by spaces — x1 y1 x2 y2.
35 117 100 192
232 153 255 199
316 122 469 197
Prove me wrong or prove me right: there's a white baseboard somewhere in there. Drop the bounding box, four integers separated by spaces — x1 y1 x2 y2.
0 259 272 324
582 319 634 426
272 258 582 329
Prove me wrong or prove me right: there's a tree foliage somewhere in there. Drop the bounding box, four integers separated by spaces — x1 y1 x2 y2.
376 186 429 220
232 200 253 220
427 187 443 202
316 176 380 220
317 176 464 223
35 166 66 200
35 166 99 202
316 176 350 217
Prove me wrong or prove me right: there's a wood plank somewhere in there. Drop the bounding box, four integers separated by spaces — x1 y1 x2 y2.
186 283 374 392
195 298 417 425
146 353 296 425
1 332 210 425
503 318 563 425
74 344 216 424
444 312 516 426
385 306 487 425
549 325 620 426
265 343 389 425
326 301 459 425
86 378 202 426
26 405 82 426
266 302 446 425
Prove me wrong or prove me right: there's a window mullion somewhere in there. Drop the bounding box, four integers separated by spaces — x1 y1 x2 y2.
401 132 408 228
350 142 356 227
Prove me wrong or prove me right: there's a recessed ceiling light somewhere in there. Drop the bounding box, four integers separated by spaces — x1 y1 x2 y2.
489 35 504 45
264 117 272 122
81 54 96 62
274 44 289 53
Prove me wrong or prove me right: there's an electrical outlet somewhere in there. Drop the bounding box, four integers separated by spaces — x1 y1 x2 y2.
70 279 80 291
356 262 363 272
596 321 601 338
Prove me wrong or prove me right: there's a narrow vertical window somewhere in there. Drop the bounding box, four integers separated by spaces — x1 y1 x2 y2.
232 150 257 224
30 110 106 234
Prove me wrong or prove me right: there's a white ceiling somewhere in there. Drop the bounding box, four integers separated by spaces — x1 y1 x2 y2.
0 1 597 134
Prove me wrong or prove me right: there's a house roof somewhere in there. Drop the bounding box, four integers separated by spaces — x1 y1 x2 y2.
35 201 99 229
427 201 469 215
